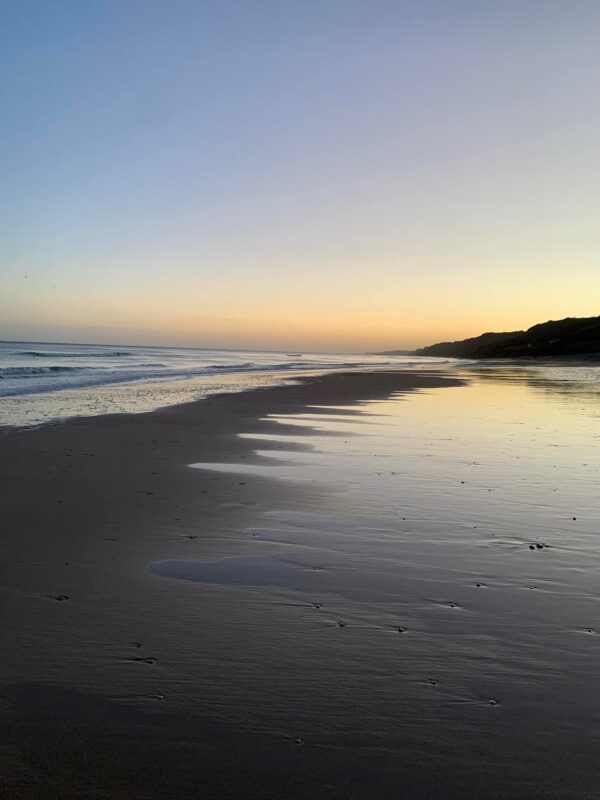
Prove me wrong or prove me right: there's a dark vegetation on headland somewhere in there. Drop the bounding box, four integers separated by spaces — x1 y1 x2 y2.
378 316 600 359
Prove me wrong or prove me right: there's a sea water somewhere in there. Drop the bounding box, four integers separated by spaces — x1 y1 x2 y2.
0 339 449 427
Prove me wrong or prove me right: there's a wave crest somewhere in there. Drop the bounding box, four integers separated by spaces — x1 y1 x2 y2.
0 366 80 378
22 350 132 358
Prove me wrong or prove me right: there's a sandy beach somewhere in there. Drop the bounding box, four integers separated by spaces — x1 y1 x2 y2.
1 370 470 799
2 366 600 799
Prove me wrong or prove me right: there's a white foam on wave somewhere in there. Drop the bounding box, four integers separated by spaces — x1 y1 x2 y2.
0 365 81 378
0 357 414 398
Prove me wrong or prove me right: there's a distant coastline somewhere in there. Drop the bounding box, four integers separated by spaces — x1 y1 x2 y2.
374 315 600 359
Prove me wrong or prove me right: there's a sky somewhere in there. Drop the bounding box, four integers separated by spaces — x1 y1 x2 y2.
1 0 599 353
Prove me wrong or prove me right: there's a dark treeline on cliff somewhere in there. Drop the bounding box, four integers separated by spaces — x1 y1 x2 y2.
379 316 600 359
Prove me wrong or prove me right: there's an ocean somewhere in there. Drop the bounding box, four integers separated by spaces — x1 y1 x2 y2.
0 340 451 427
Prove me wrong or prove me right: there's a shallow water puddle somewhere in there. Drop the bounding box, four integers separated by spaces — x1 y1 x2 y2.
150 554 321 590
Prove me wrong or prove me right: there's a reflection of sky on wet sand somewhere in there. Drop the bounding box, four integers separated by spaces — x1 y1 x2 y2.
188 374 600 600
182 368 600 731
461 364 600 421
145 366 600 793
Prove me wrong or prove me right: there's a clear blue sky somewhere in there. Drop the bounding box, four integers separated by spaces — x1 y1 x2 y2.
2 1 599 351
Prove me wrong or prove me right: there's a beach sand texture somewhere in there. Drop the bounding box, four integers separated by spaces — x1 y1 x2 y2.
1 368 600 799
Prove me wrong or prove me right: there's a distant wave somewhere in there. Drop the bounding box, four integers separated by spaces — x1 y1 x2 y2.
0 366 81 378
21 350 132 358
206 362 255 370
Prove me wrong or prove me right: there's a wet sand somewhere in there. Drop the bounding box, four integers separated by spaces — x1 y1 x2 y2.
0 370 474 800
2 366 600 798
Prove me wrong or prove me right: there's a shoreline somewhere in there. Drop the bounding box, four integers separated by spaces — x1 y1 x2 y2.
4 354 596 433
0 355 454 430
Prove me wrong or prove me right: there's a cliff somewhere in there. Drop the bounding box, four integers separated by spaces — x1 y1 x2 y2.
378 316 600 359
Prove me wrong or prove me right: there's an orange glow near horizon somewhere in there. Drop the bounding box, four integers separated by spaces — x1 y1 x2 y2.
2 271 598 353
